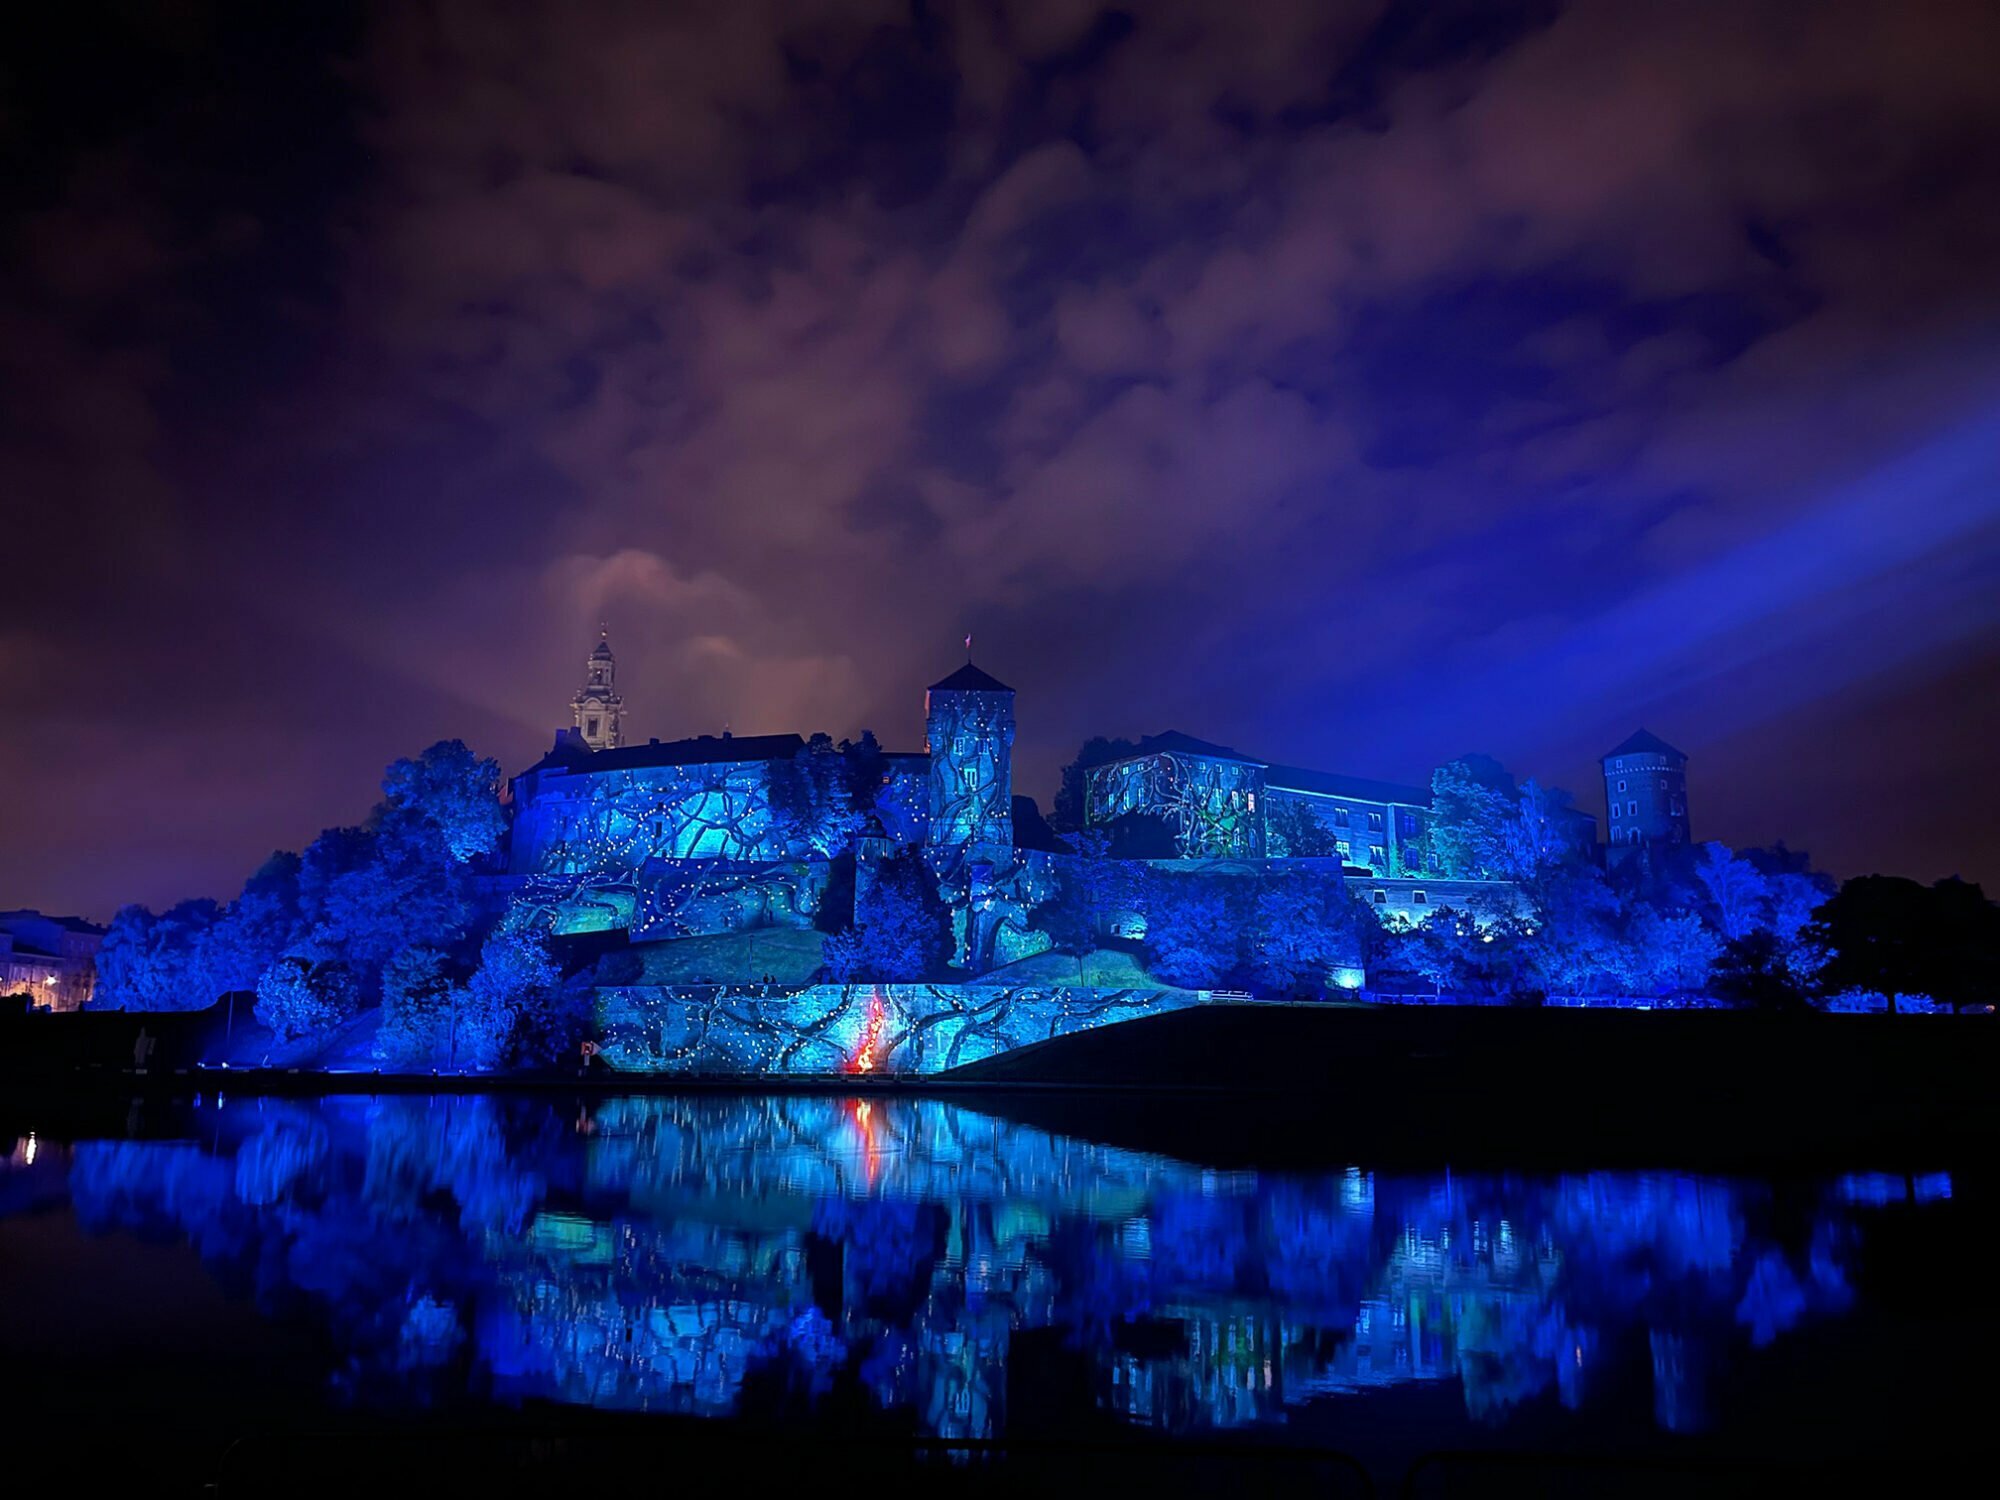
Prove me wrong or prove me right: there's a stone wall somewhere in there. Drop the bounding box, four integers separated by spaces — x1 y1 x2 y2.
595 981 1205 1075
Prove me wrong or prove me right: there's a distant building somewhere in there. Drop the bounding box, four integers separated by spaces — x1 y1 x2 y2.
570 628 626 752
1602 729 1691 862
0 910 104 1011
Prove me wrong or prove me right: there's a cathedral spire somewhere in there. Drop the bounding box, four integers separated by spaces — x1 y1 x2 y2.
571 626 626 751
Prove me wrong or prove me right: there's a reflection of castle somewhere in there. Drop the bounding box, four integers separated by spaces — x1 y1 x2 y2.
58 1095 1873 1447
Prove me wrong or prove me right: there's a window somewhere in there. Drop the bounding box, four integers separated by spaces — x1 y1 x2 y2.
1627 801 1637 816
1370 845 1386 866
1373 889 1388 904
586 717 599 736
1246 791 1256 811
1335 808 1350 825
1617 779 1627 792
1336 840 1351 859
961 767 978 791
1412 890 1428 905
1368 811 1383 829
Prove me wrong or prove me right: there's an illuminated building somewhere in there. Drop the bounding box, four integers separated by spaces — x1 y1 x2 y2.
0 909 104 1011
570 627 626 751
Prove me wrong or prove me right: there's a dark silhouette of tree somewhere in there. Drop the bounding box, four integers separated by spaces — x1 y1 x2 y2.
1812 875 2000 1013
1266 798 1340 858
1710 931 1811 1011
1049 736 1138 833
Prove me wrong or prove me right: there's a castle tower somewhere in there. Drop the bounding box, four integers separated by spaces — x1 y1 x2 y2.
1602 729 1689 857
924 661 1015 852
570 627 625 751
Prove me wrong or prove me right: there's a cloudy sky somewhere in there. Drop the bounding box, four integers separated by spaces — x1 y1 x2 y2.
6 0 1999 918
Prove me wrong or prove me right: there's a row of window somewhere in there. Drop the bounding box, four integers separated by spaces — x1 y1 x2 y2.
1372 888 1429 905
1614 777 1674 792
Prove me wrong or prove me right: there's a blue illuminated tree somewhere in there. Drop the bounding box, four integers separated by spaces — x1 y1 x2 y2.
92 899 224 1011
1429 757 1522 879
374 946 461 1067
822 853 948 982
462 920 566 1068
1142 875 1239 989
380 740 508 864
254 951 360 1041
1249 870 1354 996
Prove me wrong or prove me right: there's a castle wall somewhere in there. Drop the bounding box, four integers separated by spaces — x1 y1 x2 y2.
594 981 1206 1075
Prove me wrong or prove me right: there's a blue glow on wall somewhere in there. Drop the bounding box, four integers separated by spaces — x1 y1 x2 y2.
594 982 1201 1074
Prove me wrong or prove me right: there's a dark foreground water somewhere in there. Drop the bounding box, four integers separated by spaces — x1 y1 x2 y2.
0 1093 1985 1491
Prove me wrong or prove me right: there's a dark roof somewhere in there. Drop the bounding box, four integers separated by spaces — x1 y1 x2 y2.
1264 763 1431 805
0 910 105 936
526 732 806 776
927 662 1013 694
1603 728 1686 762
1117 730 1264 765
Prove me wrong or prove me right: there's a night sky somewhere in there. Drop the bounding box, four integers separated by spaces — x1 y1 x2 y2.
6 0 2000 921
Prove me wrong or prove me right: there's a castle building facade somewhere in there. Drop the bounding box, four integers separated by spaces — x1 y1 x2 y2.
1080 732 1434 877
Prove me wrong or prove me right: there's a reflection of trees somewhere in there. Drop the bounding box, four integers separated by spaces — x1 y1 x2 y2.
47 1099 1878 1441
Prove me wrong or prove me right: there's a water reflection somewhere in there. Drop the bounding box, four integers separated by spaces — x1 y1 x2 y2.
10 1095 1909 1440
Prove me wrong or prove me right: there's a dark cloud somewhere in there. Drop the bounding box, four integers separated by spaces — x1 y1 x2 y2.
5 0 2000 917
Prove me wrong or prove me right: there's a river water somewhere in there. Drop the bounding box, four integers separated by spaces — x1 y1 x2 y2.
0 1092 1982 1488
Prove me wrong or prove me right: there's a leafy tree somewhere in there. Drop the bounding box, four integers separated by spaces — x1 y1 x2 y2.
1248 870 1354 995
1618 907 1721 999
823 853 948 982
1811 875 2000 1013
381 740 508 864
93 905 162 1010
254 952 359 1041
1519 868 1626 997
1508 780 1580 883
1266 799 1341 859
1710 931 1812 1011
374 946 460 1068
205 852 304 996
1693 842 1771 941
466 922 569 1068
1142 875 1239 989
770 733 858 856
1429 757 1522 879
1030 830 1131 979
92 900 224 1011
839 729 888 809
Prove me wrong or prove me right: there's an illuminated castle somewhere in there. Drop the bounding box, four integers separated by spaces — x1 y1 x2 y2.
515 647 1425 880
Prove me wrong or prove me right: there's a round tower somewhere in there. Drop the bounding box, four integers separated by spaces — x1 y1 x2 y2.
1602 729 1688 857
